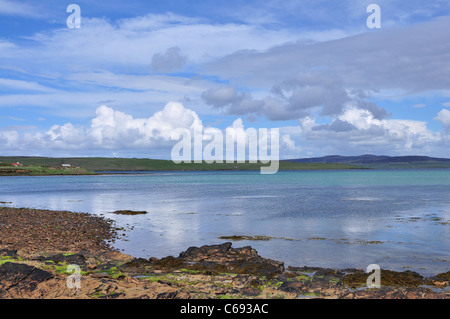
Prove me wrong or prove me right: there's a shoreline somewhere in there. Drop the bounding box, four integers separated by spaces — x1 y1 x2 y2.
2 166 450 177
0 167 369 177
0 207 449 299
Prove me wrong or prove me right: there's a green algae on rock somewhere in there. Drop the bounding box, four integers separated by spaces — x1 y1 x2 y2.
343 269 425 288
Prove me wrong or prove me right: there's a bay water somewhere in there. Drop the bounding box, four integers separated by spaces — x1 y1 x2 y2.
1 169 449 276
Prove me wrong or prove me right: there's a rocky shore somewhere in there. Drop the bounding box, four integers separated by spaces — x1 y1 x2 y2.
0 207 449 299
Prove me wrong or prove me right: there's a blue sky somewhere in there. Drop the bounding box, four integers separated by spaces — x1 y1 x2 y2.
1 0 450 159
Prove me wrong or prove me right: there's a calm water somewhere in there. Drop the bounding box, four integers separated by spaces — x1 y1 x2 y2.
1 169 449 276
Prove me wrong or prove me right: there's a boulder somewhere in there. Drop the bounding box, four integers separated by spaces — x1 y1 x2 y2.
178 242 284 277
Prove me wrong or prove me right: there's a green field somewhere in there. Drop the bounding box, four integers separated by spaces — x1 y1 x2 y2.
0 164 94 176
357 162 450 169
0 156 363 173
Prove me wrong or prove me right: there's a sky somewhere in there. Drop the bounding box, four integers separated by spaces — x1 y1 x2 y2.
1 0 450 160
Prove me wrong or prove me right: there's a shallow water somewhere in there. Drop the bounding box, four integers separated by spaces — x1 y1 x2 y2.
0 169 449 276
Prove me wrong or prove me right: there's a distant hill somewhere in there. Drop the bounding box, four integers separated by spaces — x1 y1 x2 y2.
286 154 450 168
1 155 449 172
0 156 361 172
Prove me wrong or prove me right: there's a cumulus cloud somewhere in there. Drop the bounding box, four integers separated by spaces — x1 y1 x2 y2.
2 102 203 153
1 101 449 159
271 72 349 116
435 109 450 147
0 102 289 160
0 130 19 147
202 71 388 121
201 86 264 116
298 106 440 153
87 102 202 149
435 109 450 127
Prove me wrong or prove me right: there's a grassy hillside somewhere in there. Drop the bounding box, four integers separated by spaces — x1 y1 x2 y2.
0 156 363 172
287 154 450 168
0 165 94 176
358 162 450 169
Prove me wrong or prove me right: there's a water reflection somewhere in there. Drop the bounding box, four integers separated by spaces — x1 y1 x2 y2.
0 170 449 275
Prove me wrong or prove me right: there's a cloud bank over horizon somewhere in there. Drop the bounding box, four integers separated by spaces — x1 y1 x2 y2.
1 101 447 159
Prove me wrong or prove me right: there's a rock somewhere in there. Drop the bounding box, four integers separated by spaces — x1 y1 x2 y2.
158 279 177 287
98 250 134 263
431 271 450 281
343 269 424 288
124 257 153 267
241 287 261 296
426 271 450 286
45 253 87 265
0 248 17 257
0 262 53 297
120 257 154 274
153 256 185 270
156 291 178 299
178 242 284 277
279 281 303 293
90 272 113 279
0 207 118 254
111 210 148 215
179 242 235 261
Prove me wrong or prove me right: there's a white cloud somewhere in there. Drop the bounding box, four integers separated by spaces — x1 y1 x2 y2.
87 102 202 149
0 78 57 92
0 72 218 120
281 134 301 154
1 101 449 159
0 102 203 153
0 0 43 18
8 14 300 75
339 107 437 145
295 106 441 154
435 109 450 127
0 130 19 147
0 40 16 53
117 12 202 30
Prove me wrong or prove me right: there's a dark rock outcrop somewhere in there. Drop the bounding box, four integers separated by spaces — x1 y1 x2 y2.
111 210 148 215
0 248 17 257
0 262 53 297
120 242 285 277
343 269 425 288
38 253 87 266
179 242 284 277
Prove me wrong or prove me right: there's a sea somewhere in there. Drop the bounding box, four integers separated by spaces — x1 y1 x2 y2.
0 169 449 276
